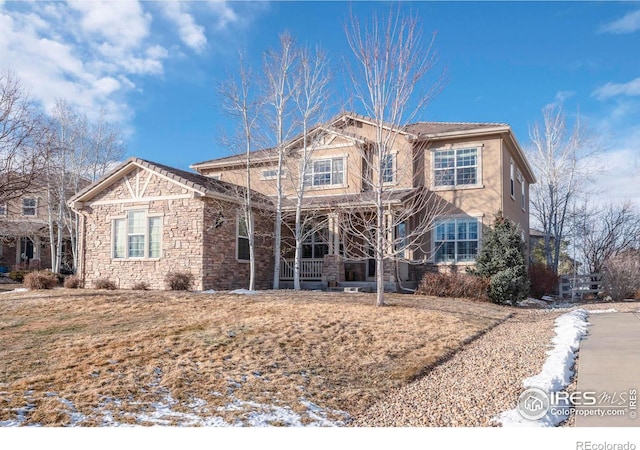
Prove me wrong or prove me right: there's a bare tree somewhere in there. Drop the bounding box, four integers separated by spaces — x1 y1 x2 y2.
288 45 331 290
601 250 640 301
0 69 50 203
528 103 599 275
219 54 260 290
262 32 298 290
575 201 640 275
343 7 445 305
46 100 125 273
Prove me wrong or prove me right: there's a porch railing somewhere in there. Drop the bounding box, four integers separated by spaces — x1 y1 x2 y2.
280 258 323 280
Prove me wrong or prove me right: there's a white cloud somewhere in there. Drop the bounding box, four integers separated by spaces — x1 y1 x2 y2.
599 9 640 34
545 90 575 108
592 77 640 100
208 0 239 30
0 2 167 122
159 2 207 53
0 1 262 126
67 0 151 49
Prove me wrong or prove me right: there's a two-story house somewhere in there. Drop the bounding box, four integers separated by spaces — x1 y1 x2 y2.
69 112 535 291
0 186 52 271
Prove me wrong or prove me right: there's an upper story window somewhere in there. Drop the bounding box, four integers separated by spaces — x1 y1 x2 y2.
304 157 344 187
0 204 6 216
433 148 478 188
521 179 527 211
382 154 395 184
510 160 515 198
22 198 37 216
261 169 278 180
113 210 162 259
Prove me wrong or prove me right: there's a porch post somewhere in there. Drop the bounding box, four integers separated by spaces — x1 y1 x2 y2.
328 212 339 256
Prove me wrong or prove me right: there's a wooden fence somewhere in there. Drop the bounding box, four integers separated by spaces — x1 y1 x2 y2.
559 273 603 299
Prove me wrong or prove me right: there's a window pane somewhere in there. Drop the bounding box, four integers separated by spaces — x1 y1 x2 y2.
149 217 162 258
457 221 468 240
436 242 455 263
238 237 250 260
239 215 247 237
435 150 455 169
468 221 478 240
382 155 393 183
128 210 145 234
128 235 144 258
457 167 477 185
332 158 344 185
446 222 455 240
113 219 125 258
435 168 454 186
456 148 476 167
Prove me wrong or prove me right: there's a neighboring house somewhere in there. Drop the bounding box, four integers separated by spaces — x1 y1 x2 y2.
0 185 55 271
70 112 535 291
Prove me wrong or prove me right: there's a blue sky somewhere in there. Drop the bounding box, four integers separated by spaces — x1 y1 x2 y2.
1 1 639 204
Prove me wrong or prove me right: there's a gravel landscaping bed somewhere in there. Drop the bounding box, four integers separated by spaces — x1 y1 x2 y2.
352 308 564 427
353 301 640 427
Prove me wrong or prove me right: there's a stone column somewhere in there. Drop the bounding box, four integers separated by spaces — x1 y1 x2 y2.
322 254 344 285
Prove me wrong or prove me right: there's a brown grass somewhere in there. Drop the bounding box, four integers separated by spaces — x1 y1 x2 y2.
0 290 510 426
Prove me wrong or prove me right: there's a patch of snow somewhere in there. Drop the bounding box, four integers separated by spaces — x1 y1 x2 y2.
493 309 590 427
198 290 217 294
586 308 617 314
229 289 258 295
0 287 28 295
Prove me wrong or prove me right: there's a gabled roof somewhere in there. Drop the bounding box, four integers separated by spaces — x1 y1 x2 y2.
69 157 271 207
190 111 373 170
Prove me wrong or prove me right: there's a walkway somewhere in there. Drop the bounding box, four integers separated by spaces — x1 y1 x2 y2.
575 311 640 427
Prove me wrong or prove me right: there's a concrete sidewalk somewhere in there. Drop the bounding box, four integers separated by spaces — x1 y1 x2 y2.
575 311 640 427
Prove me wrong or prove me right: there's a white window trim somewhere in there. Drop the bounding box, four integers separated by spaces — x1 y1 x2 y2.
22 198 37 217
431 144 483 191
236 211 251 263
431 214 483 265
521 179 527 212
303 154 348 189
111 210 163 260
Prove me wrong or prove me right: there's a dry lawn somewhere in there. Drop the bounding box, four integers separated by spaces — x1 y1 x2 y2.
0 289 510 426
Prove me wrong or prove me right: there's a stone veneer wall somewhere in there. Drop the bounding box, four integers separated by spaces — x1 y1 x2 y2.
202 199 274 290
82 196 206 290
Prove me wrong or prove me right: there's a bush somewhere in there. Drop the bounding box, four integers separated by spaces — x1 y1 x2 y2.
8 270 30 283
132 281 149 290
468 214 529 305
164 271 194 291
416 271 490 302
528 263 559 299
94 278 117 290
64 275 83 289
602 252 640 301
23 270 59 290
